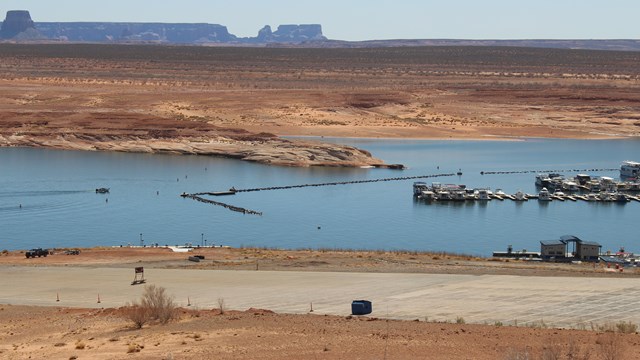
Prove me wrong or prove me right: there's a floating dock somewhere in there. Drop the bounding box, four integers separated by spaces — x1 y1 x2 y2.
183 173 457 215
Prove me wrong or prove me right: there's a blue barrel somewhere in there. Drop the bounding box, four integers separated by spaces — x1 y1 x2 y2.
351 300 372 315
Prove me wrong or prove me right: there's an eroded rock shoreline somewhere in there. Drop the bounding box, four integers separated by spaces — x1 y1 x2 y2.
0 133 385 167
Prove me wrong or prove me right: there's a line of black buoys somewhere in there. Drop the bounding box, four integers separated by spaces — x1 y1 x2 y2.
186 194 262 216
230 173 456 193
480 168 618 175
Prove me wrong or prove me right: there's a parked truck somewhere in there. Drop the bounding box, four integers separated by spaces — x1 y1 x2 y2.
25 248 49 258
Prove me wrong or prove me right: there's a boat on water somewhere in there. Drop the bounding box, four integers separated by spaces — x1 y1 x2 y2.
535 173 563 188
514 190 528 201
419 190 436 201
574 174 591 185
476 188 491 201
561 181 579 193
552 190 566 201
435 189 452 201
621 161 640 178
413 182 429 196
95 187 110 193
538 188 551 201
451 190 467 201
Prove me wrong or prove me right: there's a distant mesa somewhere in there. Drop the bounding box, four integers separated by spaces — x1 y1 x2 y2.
0 10 326 44
253 24 326 43
3 10 640 51
0 10 42 40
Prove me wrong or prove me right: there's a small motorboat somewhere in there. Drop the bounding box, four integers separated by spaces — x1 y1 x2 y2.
514 190 528 201
95 187 110 194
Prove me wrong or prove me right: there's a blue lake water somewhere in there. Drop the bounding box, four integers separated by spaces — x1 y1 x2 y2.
1 138 638 255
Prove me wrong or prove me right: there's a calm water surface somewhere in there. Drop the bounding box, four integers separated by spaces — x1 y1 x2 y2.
1 138 638 255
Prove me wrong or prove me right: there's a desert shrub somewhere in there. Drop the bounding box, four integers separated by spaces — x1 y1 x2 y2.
75 341 85 350
615 321 637 334
455 316 465 324
124 303 151 329
596 332 627 360
124 285 177 328
141 285 177 324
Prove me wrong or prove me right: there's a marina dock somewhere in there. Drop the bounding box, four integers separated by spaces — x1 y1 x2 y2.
183 173 457 215
413 183 640 204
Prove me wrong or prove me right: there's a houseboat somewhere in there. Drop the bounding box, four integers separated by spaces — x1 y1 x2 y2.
538 188 551 201
621 161 640 178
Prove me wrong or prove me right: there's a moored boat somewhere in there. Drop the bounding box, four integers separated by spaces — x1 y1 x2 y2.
413 182 429 196
538 188 551 201
514 190 528 201
621 161 640 178
419 190 436 201
476 188 491 201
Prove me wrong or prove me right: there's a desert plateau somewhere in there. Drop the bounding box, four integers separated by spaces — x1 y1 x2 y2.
1 44 640 168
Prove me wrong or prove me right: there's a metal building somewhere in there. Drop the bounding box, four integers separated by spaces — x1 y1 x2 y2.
540 235 601 262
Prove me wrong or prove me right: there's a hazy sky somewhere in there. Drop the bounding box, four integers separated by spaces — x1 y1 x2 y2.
1 0 638 41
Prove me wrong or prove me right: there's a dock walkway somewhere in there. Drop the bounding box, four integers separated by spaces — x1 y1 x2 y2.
185 173 456 215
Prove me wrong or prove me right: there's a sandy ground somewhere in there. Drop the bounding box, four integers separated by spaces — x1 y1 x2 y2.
1 248 640 359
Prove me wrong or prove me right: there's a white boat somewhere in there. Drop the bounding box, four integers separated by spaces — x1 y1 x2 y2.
552 190 566 201
419 190 436 201
435 190 451 200
586 180 601 192
535 174 551 187
562 181 579 192
514 190 528 201
451 190 467 201
575 174 591 185
600 177 617 192
538 188 552 201
621 161 640 178
535 173 563 188
476 189 491 201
